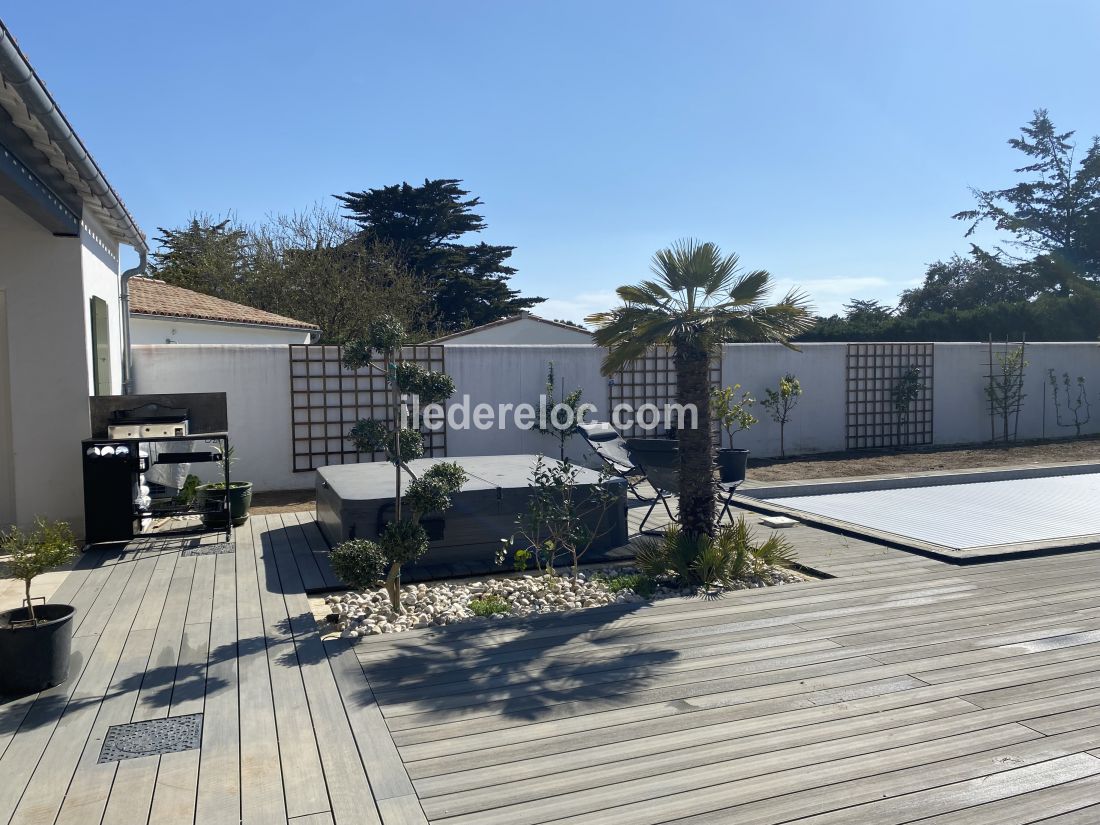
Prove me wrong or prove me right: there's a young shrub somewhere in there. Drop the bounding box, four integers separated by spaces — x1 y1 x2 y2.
0 518 76 624
469 594 510 617
502 457 621 578
595 572 657 597
689 536 739 589
889 366 922 447
722 515 755 581
752 532 797 569
985 346 1027 442
512 550 534 576
534 362 585 461
635 526 701 583
634 516 795 589
709 384 758 448
761 374 803 458
329 539 387 591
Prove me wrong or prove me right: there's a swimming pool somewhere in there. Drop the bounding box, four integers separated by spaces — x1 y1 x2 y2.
738 463 1100 560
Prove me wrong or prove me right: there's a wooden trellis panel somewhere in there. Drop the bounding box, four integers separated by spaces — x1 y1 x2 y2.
846 342 934 450
289 344 447 472
607 346 722 438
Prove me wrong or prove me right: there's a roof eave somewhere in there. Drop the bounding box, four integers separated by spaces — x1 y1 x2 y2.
132 311 319 332
0 19 146 251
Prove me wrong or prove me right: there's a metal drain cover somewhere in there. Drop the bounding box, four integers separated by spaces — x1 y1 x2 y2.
98 713 204 763
182 542 235 557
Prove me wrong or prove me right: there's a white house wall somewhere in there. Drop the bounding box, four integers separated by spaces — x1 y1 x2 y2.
132 344 297 491
439 318 593 345
131 341 1100 496
80 211 123 395
0 196 93 529
131 316 314 345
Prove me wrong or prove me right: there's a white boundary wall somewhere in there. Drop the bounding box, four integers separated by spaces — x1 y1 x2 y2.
133 342 1100 493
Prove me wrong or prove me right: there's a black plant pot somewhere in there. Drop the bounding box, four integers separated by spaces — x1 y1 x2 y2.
199 482 254 527
716 448 749 484
0 604 75 695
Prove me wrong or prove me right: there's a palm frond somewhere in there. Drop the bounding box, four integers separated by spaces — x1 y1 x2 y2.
753 533 797 568
727 269 772 305
595 314 682 375
587 239 817 376
633 536 670 579
617 283 669 308
701 251 740 299
634 526 685 579
689 536 735 588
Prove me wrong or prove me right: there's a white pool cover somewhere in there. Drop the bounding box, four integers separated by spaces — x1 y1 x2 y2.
764 472 1100 551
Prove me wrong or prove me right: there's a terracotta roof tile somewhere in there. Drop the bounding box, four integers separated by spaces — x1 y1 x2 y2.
129 278 319 330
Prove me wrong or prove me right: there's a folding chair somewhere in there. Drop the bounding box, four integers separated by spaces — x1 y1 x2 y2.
578 421 654 501
632 460 679 534
716 480 743 526
623 437 681 534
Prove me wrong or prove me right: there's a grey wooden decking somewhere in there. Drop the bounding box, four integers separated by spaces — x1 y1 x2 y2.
0 513 412 825
4 508 1100 823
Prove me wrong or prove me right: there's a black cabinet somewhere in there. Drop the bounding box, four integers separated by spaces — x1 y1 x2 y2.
82 443 143 544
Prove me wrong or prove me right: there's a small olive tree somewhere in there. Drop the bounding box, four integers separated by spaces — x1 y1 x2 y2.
710 384 757 448
761 374 802 458
333 315 467 610
985 347 1027 443
1 518 76 624
501 458 620 578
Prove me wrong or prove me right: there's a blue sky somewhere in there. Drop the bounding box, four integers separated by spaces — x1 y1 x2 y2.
6 1 1100 320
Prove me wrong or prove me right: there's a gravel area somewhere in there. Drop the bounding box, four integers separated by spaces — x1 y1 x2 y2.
323 564 808 637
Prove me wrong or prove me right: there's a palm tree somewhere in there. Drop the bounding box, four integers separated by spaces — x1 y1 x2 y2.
587 240 814 538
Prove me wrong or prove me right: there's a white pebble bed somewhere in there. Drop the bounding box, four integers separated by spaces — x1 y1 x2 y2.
325 565 807 638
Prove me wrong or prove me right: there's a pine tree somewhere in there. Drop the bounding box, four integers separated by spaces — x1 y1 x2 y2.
336 179 542 331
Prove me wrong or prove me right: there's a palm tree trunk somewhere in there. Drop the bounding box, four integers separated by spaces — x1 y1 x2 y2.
674 339 715 537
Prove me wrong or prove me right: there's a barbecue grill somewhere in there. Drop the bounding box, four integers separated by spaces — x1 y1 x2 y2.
82 400 231 546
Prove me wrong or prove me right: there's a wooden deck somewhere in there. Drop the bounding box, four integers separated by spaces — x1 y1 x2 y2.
0 514 408 825
4 507 1100 823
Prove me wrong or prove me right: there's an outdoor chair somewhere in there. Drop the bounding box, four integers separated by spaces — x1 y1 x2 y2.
623 437 743 534
624 437 679 533
578 421 654 501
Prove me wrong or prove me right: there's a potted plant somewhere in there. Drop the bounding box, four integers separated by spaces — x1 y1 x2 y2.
710 384 757 483
0 518 77 695
198 445 253 527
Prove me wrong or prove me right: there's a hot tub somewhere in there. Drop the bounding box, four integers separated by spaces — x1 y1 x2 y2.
315 454 628 569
